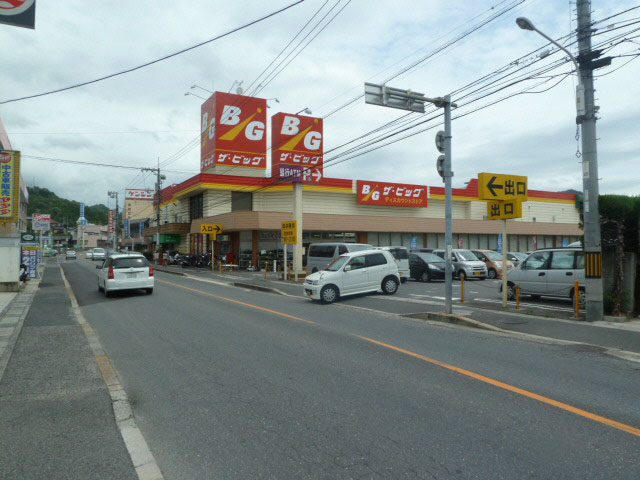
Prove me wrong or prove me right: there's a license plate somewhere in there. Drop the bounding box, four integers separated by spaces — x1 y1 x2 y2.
474 271 482 276
126 273 137 278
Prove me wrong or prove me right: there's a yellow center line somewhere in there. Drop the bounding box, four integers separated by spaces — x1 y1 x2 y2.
158 277 639 438
157 278 316 325
358 335 640 438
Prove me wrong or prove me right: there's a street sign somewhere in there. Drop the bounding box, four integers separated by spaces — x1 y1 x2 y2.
200 223 222 239
281 221 297 245
478 173 528 201
487 199 523 220
0 0 35 29
364 83 426 113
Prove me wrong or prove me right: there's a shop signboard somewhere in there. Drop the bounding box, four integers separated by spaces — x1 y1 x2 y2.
21 245 39 279
21 232 36 243
0 150 21 223
32 212 51 231
0 0 36 29
200 223 222 240
356 180 428 207
108 209 114 234
124 218 130 237
125 189 154 200
201 92 267 171
159 234 180 243
281 221 297 245
271 112 323 181
478 173 528 202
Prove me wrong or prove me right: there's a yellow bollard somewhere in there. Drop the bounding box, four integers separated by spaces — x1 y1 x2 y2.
516 286 521 310
574 280 580 318
219 261 222 274
460 274 464 303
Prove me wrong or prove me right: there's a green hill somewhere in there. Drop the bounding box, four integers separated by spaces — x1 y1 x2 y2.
27 186 109 227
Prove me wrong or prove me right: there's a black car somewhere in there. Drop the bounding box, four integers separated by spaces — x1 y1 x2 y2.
408 252 446 282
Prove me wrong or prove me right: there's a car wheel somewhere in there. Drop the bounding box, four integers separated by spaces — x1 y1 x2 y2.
145 288 153 295
458 270 466 281
98 282 103 292
320 285 338 304
104 288 111 298
488 268 497 279
400 277 407 284
421 271 430 282
506 282 516 300
382 277 399 295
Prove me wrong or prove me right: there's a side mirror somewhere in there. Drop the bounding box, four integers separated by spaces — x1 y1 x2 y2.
344 265 352 272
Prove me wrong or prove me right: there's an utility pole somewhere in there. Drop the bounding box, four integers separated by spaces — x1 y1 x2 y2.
142 163 165 264
576 0 604 321
108 191 119 250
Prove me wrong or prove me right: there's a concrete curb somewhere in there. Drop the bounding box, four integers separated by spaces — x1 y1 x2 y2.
59 265 165 480
153 266 186 277
231 281 286 295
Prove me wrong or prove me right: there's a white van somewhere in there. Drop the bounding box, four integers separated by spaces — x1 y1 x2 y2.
376 246 410 283
306 243 373 273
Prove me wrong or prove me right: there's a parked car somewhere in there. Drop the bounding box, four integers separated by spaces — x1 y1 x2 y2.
96 253 154 297
470 249 514 279
92 247 106 261
502 247 585 303
507 252 528 267
85 250 93 259
306 243 373 273
408 252 445 282
43 248 56 257
303 249 400 304
376 246 409 283
432 248 488 280
65 250 77 259
410 248 436 253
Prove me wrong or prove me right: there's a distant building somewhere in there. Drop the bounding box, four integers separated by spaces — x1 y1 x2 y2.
70 223 110 249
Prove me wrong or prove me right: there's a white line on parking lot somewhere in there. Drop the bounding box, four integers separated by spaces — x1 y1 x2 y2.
474 298 574 312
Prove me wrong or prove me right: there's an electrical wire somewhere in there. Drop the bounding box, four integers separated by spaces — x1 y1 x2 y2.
0 0 306 105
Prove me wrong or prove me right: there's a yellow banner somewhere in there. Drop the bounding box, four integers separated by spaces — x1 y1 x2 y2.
478 172 528 201
281 220 297 244
0 150 20 223
200 224 222 238
487 199 523 220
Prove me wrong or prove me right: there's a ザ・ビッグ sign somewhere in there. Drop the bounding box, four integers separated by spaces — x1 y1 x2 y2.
356 181 428 208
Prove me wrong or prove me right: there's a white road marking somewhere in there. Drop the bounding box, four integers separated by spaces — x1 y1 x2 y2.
474 298 574 312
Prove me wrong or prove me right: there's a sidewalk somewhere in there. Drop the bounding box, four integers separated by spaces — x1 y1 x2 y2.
0 262 139 480
155 264 640 356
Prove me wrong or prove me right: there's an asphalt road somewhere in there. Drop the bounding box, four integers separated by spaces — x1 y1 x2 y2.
62 257 640 479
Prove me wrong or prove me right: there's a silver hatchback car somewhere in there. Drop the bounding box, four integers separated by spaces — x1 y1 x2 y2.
502 248 585 303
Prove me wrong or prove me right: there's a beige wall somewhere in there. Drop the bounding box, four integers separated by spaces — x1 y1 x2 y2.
124 199 153 220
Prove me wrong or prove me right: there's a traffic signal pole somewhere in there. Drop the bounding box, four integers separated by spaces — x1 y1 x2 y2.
442 95 454 314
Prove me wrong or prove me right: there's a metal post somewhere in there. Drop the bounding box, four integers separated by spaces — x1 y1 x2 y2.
576 0 603 321
293 182 303 280
443 95 453 314
502 219 508 308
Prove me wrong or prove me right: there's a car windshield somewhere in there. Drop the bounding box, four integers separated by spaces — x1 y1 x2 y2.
416 253 442 263
93 248 105 253
512 252 528 261
326 255 349 271
457 250 478 261
486 251 505 261
347 244 372 253
112 257 149 269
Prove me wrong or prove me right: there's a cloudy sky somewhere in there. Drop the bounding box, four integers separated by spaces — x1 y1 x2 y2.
1 0 639 208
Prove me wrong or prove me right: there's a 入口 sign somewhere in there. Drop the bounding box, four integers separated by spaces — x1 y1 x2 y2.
478 173 528 201
487 199 523 220
200 223 222 239
201 92 267 171
271 112 323 181
356 181 428 208
281 221 297 245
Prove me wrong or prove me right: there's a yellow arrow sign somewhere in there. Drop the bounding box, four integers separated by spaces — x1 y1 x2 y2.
487 200 523 220
200 224 223 238
478 172 528 201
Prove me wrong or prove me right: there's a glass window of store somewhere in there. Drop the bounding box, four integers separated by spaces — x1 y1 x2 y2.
189 193 204 221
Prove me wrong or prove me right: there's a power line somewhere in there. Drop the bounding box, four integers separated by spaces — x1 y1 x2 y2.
0 0 306 105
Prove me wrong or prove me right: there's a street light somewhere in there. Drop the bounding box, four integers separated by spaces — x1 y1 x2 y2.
516 13 603 321
516 17 585 117
296 107 312 115
191 84 213 94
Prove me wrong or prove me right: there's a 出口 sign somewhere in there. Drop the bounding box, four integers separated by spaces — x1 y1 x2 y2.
487 199 523 220
356 181 428 207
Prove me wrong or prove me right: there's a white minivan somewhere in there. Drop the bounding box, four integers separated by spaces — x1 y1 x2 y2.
376 246 410 283
306 243 373 273
304 250 400 304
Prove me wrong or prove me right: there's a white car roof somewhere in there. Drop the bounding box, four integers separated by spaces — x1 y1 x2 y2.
340 249 391 258
109 253 146 260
